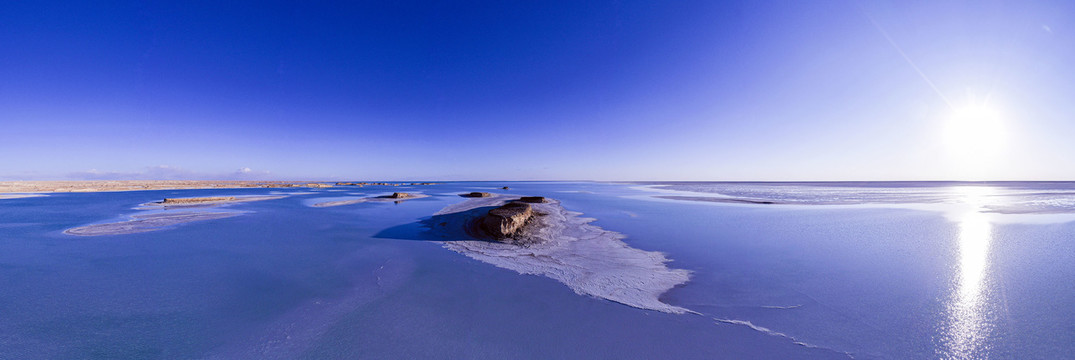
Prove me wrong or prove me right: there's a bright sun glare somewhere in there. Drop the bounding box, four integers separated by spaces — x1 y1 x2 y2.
943 102 1006 175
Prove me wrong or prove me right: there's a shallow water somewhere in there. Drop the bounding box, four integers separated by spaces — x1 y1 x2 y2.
1 182 1073 359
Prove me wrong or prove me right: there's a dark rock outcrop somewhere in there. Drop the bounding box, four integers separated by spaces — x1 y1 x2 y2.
518 196 546 203
479 202 534 240
462 192 491 198
387 192 415 199
502 186 510 190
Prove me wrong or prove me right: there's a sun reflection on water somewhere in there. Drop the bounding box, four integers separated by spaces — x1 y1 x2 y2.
941 186 996 359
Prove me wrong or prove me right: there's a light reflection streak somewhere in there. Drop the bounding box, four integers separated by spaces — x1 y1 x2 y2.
941 186 996 359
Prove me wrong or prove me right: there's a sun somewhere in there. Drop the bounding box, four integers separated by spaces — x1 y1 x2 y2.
943 102 1005 167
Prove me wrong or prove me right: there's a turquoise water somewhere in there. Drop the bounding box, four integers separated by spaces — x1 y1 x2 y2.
1 182 1073 359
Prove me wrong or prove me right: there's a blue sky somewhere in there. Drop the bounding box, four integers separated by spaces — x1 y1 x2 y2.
2 1 1072 181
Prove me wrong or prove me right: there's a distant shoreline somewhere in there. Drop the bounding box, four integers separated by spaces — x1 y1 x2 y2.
0 180 318 194
0 180 434 194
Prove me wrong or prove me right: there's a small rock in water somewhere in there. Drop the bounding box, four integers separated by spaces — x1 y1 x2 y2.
518 196 546 203
388 192 413 199
502 186 510 190
463 192 491 197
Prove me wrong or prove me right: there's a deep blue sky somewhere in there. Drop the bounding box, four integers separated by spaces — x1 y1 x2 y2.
2 1 1072 180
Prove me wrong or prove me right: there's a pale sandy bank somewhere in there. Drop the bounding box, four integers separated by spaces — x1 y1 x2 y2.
311 193 430 207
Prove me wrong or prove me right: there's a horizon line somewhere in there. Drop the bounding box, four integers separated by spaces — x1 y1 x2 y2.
3 179 1075 183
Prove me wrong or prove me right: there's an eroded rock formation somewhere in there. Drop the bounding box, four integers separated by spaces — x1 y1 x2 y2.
478 201 534 240
387 192 415 199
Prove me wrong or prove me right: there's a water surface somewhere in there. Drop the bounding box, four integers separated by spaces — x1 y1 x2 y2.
1 182 1072 359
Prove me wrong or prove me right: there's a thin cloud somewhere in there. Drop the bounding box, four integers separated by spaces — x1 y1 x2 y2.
231 167 272 179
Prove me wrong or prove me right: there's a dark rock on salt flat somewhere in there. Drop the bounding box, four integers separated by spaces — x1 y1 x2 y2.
518 196 546 203
386 192 415 199
462 192 492 198
421 194 693 313
502 186 510 190
479 202 534 240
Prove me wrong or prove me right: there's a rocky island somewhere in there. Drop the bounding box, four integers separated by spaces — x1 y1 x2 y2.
427 194 692 314
478 201 535 241
387 192 417 199
471 196 552 244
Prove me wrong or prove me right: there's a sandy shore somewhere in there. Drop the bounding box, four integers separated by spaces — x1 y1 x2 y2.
0 194 47 199
0 180 442 194
0 180 329 194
